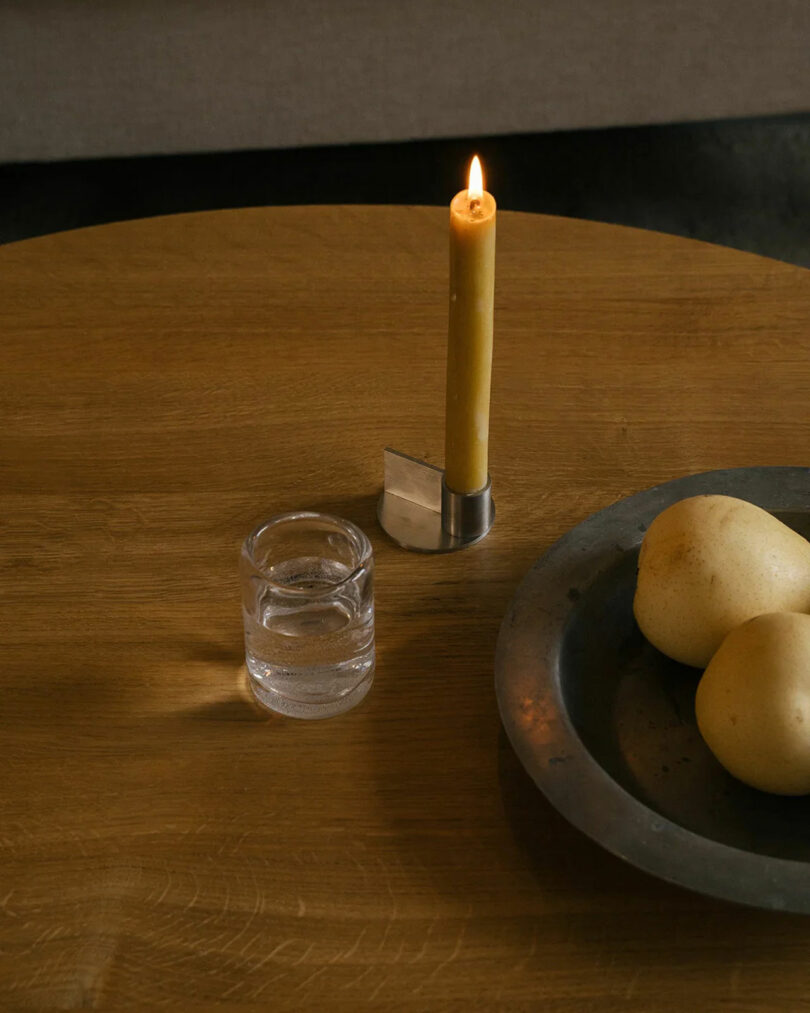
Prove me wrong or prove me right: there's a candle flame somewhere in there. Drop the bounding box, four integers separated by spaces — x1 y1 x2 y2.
468 155 484 203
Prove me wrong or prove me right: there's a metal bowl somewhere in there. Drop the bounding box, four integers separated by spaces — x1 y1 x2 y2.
495 466 810 912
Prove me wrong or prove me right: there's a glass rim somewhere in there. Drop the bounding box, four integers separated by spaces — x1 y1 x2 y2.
241 510 372 597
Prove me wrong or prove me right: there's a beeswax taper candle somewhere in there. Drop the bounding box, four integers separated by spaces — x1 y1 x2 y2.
444 155 496 494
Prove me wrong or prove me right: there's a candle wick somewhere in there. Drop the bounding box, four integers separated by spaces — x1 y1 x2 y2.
469 196 481 213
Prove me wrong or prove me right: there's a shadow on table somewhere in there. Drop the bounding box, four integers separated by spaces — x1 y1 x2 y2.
360 543 520 878
496 731 810 950
243 492 381 542
307 492 380 532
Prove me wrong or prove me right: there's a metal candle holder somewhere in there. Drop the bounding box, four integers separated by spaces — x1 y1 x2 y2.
377 447 494 553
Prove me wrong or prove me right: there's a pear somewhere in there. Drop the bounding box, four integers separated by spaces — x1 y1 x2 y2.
633 494 810 667
696 612 810 795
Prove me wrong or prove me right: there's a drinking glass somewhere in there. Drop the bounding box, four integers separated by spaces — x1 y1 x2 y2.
240 512 375 718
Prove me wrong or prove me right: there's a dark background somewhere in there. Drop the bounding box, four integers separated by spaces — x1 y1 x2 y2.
2 112 809 267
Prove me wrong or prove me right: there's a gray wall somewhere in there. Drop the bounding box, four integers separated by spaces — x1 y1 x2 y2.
2 0 810 162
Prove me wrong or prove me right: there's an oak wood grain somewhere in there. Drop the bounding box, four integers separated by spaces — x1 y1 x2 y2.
2 206 810 1009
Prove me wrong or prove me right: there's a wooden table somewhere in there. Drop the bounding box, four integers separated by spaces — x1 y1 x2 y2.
3 206 810 1009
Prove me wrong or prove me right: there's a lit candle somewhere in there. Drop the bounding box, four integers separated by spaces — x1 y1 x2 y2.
444 155 496 494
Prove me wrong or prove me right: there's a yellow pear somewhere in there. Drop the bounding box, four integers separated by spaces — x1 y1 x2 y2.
633 494 810 667
696 612 810 795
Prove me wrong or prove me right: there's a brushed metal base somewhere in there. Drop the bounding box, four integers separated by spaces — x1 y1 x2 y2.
377 447 494 553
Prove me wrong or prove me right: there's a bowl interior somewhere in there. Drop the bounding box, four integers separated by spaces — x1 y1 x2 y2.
559 510 810 862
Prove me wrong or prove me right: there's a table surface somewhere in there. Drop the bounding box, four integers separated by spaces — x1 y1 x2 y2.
3 205 810 1010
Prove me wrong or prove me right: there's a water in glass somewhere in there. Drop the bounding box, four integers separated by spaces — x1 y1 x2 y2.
241 514 374 718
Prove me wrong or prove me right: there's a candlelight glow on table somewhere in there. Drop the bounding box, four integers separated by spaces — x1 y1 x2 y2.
378 155 497 552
